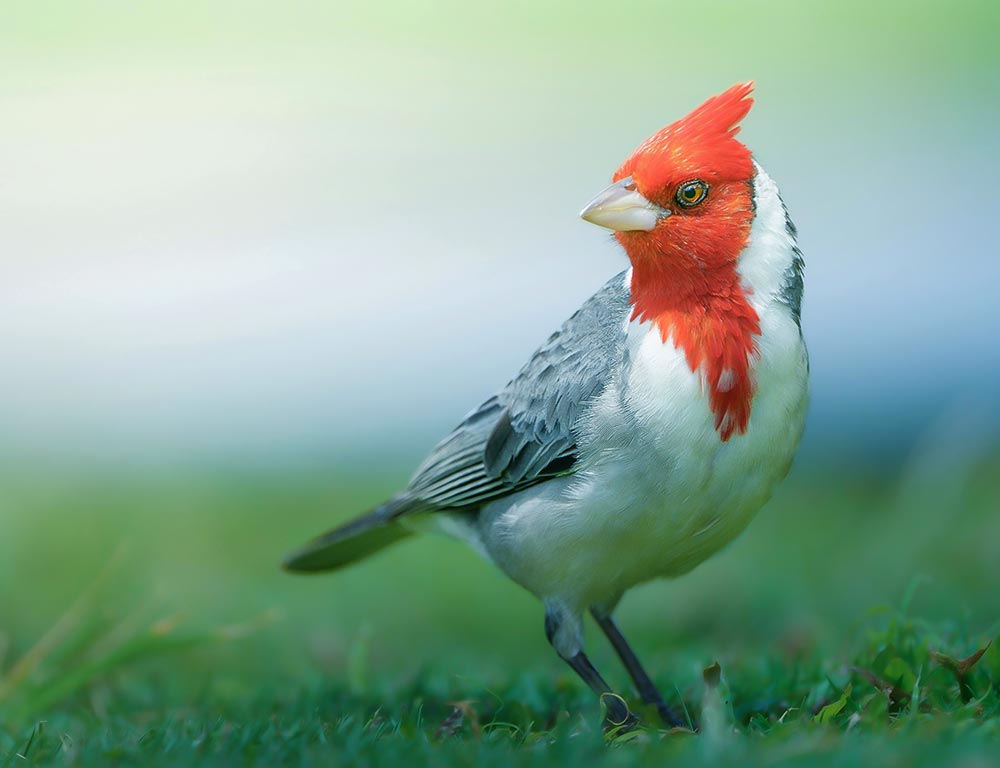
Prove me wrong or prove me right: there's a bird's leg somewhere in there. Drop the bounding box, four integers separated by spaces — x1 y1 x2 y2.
591 609 685 728
544 602 638 731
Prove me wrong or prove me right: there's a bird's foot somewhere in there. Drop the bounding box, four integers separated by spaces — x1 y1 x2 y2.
600 692 640 735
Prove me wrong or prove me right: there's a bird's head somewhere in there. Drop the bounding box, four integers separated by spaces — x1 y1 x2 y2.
581 82 756 288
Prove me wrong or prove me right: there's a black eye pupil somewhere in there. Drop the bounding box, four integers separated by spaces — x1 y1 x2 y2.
677 181 707 207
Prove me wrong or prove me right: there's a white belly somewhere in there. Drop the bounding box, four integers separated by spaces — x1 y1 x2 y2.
477 306 808 612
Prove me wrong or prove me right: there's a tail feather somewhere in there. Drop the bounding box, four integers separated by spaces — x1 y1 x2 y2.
283 500 414 573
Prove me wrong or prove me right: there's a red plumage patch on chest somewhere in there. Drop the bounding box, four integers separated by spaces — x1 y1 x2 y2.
630 272 761 442
607 83 763 440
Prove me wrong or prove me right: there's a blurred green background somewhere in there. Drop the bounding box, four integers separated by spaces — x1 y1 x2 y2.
1 0 998 732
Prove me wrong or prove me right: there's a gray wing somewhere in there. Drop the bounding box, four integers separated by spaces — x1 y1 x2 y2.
400 270 631 512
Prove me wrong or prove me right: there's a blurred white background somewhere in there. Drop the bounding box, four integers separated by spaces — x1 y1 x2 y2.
2 1 998 466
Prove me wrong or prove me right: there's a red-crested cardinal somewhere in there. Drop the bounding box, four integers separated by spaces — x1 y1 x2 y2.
285 83 808 729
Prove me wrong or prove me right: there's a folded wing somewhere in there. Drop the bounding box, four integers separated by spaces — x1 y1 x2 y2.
403 270 631 512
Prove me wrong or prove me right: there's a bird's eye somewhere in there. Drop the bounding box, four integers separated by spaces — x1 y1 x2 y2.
676 180 709 208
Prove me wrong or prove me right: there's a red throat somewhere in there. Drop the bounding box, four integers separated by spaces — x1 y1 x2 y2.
629 264 760 442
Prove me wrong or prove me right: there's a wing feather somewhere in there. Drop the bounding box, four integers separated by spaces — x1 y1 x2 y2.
400 271 631 512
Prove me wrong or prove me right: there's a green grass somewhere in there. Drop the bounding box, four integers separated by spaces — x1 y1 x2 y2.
1 604 997 766
1 452 998 765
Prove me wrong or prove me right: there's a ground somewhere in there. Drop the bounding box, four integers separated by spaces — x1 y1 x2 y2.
1 451 998 766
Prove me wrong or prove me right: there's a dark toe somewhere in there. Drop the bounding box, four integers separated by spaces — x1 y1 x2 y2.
600 693 640 734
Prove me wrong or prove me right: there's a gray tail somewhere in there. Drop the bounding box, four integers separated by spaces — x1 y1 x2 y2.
282 499 415 573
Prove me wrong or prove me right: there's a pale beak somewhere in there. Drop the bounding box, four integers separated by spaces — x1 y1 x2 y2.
579 176 669 232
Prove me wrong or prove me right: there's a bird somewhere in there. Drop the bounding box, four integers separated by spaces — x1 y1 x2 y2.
284 82 809 730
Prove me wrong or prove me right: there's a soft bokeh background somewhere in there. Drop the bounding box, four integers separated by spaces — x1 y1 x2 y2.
1 0 998 704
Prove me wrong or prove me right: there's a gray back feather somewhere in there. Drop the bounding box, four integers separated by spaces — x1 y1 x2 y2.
778 198 805 328
402 271 631 512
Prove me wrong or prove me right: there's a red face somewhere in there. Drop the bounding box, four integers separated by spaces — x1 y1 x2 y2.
610 83 757 279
